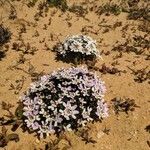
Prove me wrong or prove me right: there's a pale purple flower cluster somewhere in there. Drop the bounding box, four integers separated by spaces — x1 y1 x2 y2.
21 67 108 138
56 35 100 57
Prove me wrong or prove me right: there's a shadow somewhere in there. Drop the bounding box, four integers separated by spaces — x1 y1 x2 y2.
0 51 6 61
53 44 97 66
0 24 11 46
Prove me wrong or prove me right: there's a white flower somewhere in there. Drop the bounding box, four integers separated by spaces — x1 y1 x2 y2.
48 98 62 110
40 75 49 82
79 98 86 105
56 35 100 57
78 119 87 127
47 121 55 134
63 124 72 131
54 115 63 127
60 102 79 120
25 114 36 127
82 107 93 121
45 115 53 123
96 100 108 118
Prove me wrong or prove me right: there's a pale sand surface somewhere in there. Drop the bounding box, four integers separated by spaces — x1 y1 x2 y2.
0 0 150 149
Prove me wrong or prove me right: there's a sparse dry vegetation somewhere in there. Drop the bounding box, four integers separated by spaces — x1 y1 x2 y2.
0 0 149 149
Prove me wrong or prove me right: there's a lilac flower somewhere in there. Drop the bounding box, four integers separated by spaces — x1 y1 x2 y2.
32 122 39 130
21 66 108 138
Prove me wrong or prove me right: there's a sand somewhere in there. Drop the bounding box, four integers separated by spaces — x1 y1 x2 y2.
0 0 150 149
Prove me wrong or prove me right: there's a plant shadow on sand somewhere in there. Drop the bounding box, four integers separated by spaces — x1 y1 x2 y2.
53 49 97 66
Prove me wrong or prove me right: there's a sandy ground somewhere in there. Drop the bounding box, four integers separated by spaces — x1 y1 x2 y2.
0 0 150 149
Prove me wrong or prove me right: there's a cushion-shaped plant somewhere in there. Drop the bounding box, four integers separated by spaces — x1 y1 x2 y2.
0 24 11 46
54 35 100 64
21 67 108 138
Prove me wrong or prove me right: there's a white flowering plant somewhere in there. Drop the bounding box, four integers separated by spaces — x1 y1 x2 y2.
21 67 108 138
54 35 100 64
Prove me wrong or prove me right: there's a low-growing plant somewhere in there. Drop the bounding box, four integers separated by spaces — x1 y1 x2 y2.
0 126 19 147
27 0 38 7
53 35 101 65
44 139 61 150
96 3 122 16
127 66 150 83
21 67 108 138
0 101 23 134
112 41 145 55
47 0 68 11
102 127 110 135
127 0 140 7
99 64 121 75
0 24 11 46
145 125 150 133
76 128 97 144
11 62 44 81
9 6 17 19
88 63 123 75
138 21 150 34
128 7 150 21
44 134 71 150
133 35 150 49
147 141 150 148
111 97 139 114
12 42 38 55
9 76 26 95
145 54 150 61
0 101 22 148
69 5 88 17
